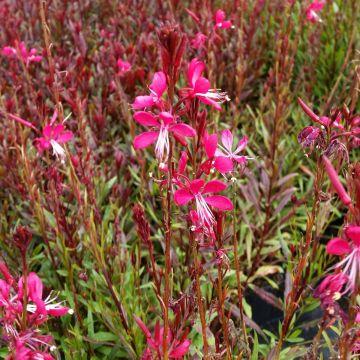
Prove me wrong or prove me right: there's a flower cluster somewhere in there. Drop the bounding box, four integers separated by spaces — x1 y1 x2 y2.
132 58 246 238
0 262 72 359
297 98 360 153
2 41 42 67
135 317 190 359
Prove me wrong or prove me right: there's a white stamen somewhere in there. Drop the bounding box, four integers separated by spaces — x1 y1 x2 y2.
195 194 215 229
50 140 66 160
155 126 169 161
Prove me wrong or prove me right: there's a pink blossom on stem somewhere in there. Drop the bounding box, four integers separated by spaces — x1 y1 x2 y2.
174 178 233 231
201 132 232 174
180 59 229 111
133 111 196 162
214 10 232 29
313 272 348 310
18 272 73 325
134 316 191 359
2 41 42 66
306 1 326 23
191 33 207 50
132 72 167 110
117 59 131 74
326 226 360 292
35 110 74 161
215 129 248 170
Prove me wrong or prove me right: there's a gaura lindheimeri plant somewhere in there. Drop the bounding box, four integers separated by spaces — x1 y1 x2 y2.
2 41 42 66
0 262 72 359
134 316 190 359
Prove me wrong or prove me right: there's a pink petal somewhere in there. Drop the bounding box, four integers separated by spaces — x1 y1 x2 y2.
221 20 232 29
149 71 167 97
326 238 352 256
35 138 51 151
188 58 205 88
221 129 233 152
27 272 43 301
52 124 65 138
57 131 74 144
159 112 174 125
323 156 352 207
213 156 233 173
190 179 205 194
132 96 155 110
2 46 16 57
204 133 218 158
169 339 191 358
205 195 233 211
194 77 210 94
203 180 227 194
47 307 70 316
215 10 225 23
234 155 247 164
356 312 360 323
134 316 152 338
174 189 194 205
133 131 159 149
42 125 54 139
0 279 10 299
178 151 187 174
235 136 248 153
170 124 196 138
198 96 222 111
345 226 360 246
134 112 160 127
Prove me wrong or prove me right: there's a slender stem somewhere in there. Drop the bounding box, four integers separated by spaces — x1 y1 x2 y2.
192 235 209 358
233 187 250 356
163 141 173 360
21 253 28 331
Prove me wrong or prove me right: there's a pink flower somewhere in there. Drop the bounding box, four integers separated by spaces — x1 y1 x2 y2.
200 132 232 174
132 72 167 110
2 41 42 66
133 112 196 162
306 1 326 23
298 126 325 150
326 226 360 292
34 111 73 161
215 129 248 170
6 332 56 360
134 316 191 359
18 272 73 325
214 10 232 29
174 178 233 230
117 59 131 73
313 273 348 309
191 33 207 49
180 59 229 111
